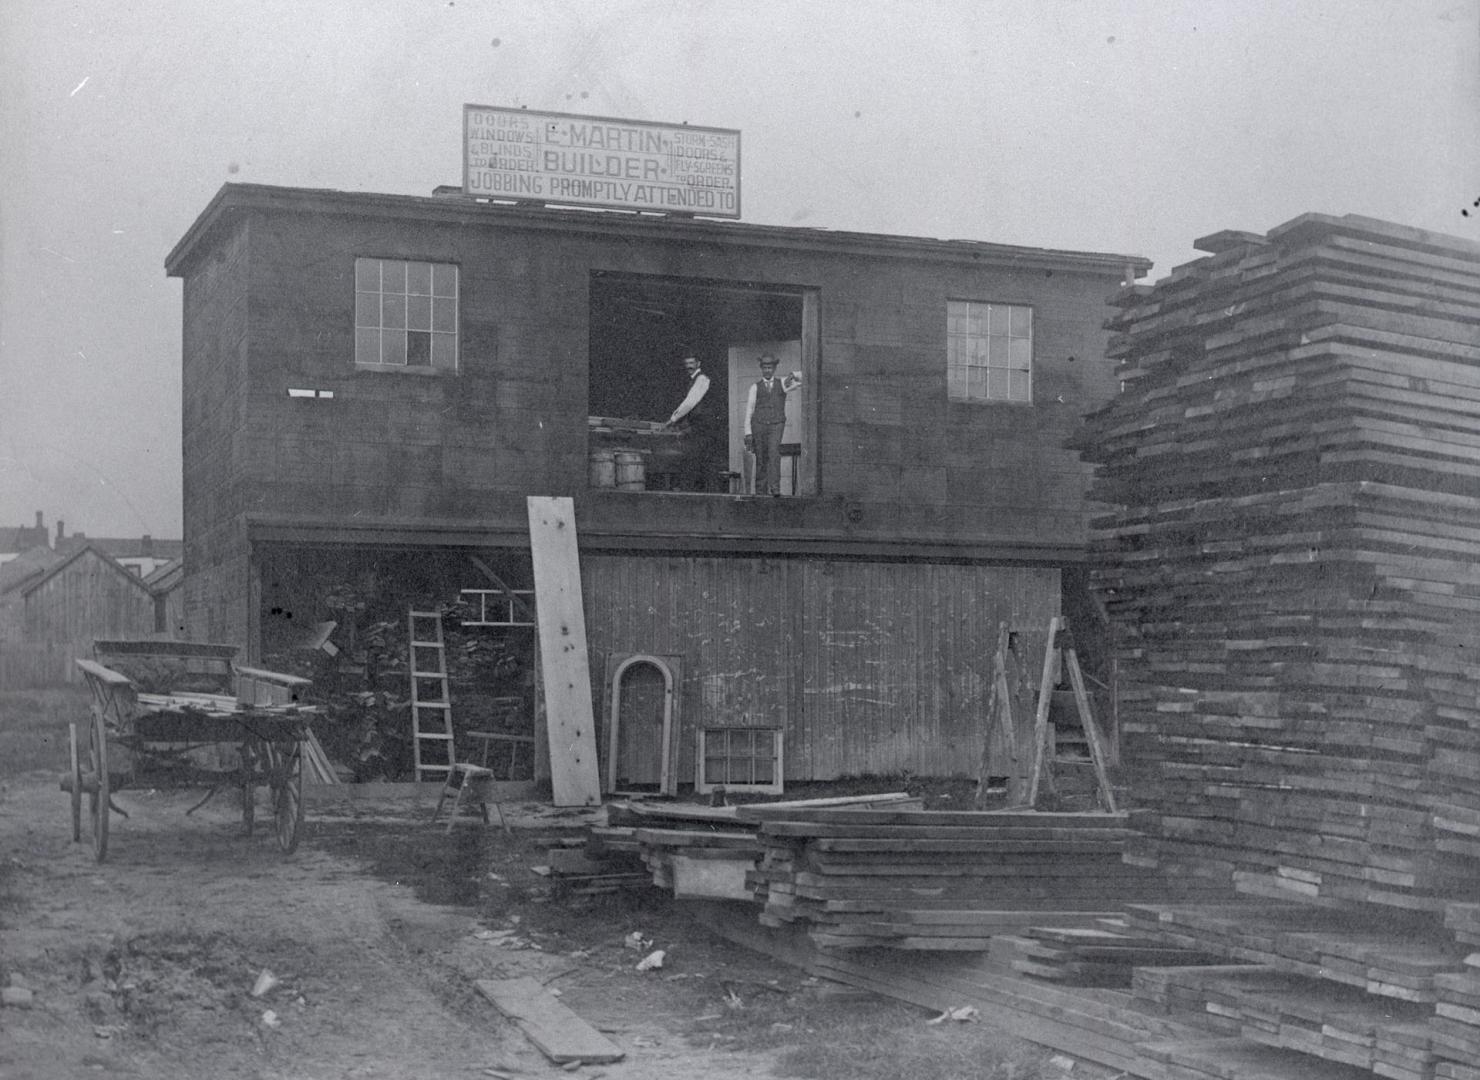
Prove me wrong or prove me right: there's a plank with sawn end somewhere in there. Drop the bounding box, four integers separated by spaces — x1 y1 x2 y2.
810 837 1122 854
736 807 1129 827
810 932 994 951
759 822 1134 841
735 792 923 815
475 977 625 1064
831 908 1124 926
632 827 762 848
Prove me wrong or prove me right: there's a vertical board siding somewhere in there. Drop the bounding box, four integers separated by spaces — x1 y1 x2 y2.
584 553 1058 781
24 557 156 645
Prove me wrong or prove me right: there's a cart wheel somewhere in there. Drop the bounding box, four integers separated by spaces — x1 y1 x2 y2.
68 722 82 843
87 708 109 862
269 741 304 855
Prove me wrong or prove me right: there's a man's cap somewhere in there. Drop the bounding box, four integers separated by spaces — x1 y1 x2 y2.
758 355 779 367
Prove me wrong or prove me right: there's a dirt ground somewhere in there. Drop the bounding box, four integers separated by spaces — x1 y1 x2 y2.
0 747 1052 1080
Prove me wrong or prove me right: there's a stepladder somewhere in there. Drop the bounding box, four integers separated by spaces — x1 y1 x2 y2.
978 617 1118 812
974 622 1037 807
1026 615 1118 812
408 610 456 782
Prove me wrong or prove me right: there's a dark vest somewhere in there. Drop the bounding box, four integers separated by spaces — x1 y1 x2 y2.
753 378 787 424
685 373 722 440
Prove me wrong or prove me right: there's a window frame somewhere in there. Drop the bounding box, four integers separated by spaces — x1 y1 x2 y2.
695 726 784 794
353 256 460 373
946 298 1034 405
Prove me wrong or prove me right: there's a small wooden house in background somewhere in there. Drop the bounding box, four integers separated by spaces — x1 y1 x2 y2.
0 546 156 687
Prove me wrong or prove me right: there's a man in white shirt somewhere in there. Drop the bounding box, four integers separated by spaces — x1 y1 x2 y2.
743 354 802 496
666 355 711 427
663 354 722 491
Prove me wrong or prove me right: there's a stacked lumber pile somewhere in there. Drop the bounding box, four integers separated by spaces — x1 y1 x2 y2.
1427 903 1480 1080
632 826 762 899
1078 213 1480 1080
988 924 1222 988
746 809 1211 950
1131 963 1270 1034
533 839 649 896
1123 903 1467 1003
1081 212 1480 911
588 792 921 899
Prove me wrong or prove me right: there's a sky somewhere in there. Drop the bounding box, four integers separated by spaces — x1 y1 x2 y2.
1 0 1476 541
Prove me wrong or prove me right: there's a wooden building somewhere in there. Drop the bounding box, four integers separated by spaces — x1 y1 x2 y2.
165 182 1147 786
20 545 157 643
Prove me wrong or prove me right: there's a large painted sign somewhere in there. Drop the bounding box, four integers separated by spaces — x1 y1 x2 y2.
463 105 741 218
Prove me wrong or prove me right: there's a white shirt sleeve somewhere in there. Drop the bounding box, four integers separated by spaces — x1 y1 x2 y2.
744 382 758 436
669 372 711 424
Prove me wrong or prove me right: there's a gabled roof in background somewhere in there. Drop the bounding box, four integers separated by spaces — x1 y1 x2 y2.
144 558 184 591
20 543 154 599
0 546 63 596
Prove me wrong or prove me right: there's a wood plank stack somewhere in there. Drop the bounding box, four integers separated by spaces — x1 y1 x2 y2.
1122 903 1467 1004
1082 213 1480 912
1078 213 1480 1080
589 793 923 898
744 809 1212 950
1131 964 1271 1034
989 925 1222 988
632 826 762 898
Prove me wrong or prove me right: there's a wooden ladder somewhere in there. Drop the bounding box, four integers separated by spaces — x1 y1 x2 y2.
1026 615 1119 812
408 609 456 782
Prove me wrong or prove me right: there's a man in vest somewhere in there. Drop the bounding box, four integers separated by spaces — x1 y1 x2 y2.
743 354 802 496
663 353 724 491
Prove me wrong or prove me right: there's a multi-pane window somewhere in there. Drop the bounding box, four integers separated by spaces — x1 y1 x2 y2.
354 258 458 370
696 727 783 794
947 300 1032 403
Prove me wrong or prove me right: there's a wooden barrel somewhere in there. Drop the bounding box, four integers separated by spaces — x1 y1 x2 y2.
614 450 646 491
588 449 616 488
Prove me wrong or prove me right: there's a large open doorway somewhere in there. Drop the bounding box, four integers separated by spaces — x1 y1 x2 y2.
254 546 538 783
587 272 818 495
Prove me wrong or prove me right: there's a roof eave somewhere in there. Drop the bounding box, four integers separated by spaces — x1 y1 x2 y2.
166 182 1153 279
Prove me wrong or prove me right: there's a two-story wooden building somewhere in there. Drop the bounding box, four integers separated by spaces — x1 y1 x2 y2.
165 182 1147 788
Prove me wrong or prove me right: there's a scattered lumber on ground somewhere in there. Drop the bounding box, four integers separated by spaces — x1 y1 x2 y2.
474 977 624 1065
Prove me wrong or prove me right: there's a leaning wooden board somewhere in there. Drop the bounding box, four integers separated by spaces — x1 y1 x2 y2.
526 496 602 807
475 977 625 1064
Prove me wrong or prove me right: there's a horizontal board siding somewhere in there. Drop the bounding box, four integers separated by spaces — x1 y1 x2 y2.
583 554 1058 782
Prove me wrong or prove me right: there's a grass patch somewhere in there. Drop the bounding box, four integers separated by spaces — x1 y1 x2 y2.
776 1012 1048 1080
0 687 91 778
687 981 1050 1080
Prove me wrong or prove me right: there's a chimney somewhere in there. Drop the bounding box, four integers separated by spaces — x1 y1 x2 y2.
141 534 153 556
34 511 43 530
56 520 65 544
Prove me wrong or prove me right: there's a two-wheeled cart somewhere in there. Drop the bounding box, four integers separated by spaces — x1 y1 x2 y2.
63 640 316 862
